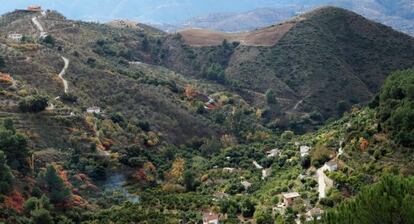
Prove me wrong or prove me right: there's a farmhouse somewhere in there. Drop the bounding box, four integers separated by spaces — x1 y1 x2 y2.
7 33 23 41
300 145 311 157
282 192 300 206
86 106 101 114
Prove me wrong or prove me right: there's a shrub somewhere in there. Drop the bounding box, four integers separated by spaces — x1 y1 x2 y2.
138 121 150 132
0 151 13 194
378 69 414 147
0 55 5 69
281 130 294 140
202 63 226 84
265 89 277 104
60 92 78 103
19 95 48 113
42 35 55 46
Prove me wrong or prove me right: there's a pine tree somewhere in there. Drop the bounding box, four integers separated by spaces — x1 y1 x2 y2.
0 150 13 194
323 176 414 224
42 165 71 205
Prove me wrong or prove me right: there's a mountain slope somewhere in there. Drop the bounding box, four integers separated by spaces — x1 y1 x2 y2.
153 7 414 129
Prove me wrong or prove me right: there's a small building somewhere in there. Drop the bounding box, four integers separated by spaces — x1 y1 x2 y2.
203 212 219 224
223 167 236 173
204 98 219 110
241 180 252 191
300 145 311 157
306 208 324 221
266 148 280 158
7 33 23 42
324 161 338 172
282 192 300 206
262 168 271 180
86 106 101 114
27 5 42 12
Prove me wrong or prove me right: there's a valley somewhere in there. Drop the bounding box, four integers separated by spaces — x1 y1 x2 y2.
0 5 413 224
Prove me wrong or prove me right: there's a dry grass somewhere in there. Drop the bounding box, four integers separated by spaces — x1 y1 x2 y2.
179 20 298 47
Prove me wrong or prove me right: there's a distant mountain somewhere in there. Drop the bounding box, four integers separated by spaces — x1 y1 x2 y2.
158 0 414 36
178 7 299 32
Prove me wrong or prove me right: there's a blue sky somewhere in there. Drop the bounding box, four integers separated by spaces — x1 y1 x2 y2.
0 0 325 23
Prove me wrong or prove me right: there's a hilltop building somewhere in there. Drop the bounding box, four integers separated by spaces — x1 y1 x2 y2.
27 5 42 12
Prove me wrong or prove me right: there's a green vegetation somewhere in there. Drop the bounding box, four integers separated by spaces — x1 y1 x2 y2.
0 151 13 194
323 176 414 224
265 89 277 104
0 7 413 224
377 69 414 146
37 165 72 206
18 95 48 113
42 35 55 46
0 55 5 70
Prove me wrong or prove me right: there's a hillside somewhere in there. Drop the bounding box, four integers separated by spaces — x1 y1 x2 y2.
0 6 414 224
157 7 414 130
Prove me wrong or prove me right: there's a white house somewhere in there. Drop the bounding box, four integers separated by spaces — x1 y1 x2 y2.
86 106 101 114
8 33 23 41
203 212 219 224
223 167 236 173
241 180 252 190
300 145 311 157
262 168 271 180
266 148 280 158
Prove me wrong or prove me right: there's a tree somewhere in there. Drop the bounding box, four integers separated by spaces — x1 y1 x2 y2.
30 208 54 224
40 165 71 205
142 36 150 52
183 170 196 191
240 197 256 218
24 195 53 214
323 176 414 224
0 150 14 194
60 92 78 103
0 124 30 171
0 55 5 69
202 63 226 84
43 35 55 46
19 95 48 113
301 155 311 169
336 100 348 115
265 89 277 104
254 208 274 224
377 69 414 147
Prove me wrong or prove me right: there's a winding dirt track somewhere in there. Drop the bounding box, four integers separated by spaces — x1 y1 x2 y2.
58 56 70 93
